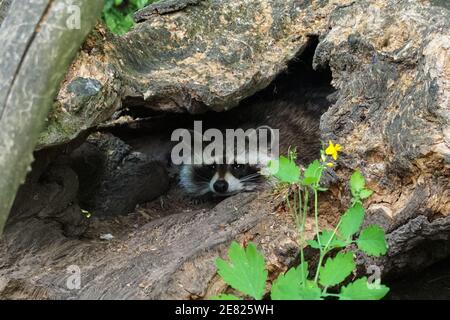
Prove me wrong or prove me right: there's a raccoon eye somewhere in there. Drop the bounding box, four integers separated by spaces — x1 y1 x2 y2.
207 164 216 171
232 164 244 170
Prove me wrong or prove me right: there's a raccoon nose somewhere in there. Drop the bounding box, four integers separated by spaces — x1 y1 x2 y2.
213 180 229 193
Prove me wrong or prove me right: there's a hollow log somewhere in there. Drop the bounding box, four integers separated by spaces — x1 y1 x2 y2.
0 0 449 299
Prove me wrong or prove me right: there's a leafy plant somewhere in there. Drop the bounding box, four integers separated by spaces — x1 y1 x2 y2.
215 241 267 300
102 0 158 35
211 141 389 300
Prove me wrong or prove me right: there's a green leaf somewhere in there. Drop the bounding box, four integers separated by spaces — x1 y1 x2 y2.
271 262 309 300
210 294 241 300
267 156 300 183
215 241 267 300
297 282 322 300
359 189 373 199
274 282 321 300
339 203 365 240
102 0 156 34
339 277 390 300
116 14 135 35
319 230 346 248
356 225 388 257
319 252 355 287
271 271 321 300
307 230 346 250
350 170 365 197
302 160 322 186
131 0 149 8
306 239 321 249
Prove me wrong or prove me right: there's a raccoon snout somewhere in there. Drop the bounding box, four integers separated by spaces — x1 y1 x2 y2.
213 180 229 193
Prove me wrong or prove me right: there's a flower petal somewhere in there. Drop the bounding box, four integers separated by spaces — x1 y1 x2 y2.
325 141 334 156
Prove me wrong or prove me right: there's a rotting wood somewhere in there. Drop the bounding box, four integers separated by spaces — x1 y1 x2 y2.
0 0 103 233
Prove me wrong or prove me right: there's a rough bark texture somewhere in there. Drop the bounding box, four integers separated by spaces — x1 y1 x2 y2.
37 0 343 148
0 0 12 27
1 191 306 299
0 0 103 233
0 0 449 299
315 0 450 276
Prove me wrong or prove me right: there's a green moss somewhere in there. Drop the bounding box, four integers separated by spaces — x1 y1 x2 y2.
38 112 83 148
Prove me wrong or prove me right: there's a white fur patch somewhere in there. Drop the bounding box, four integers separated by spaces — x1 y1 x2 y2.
209 171 244 195
209 172 220 193
223 172 243 193
179 165 211 195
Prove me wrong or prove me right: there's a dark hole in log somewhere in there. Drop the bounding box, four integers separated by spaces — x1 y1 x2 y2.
109 36 334 138
7 36 335 227
79 36 335 217
5 36 336 243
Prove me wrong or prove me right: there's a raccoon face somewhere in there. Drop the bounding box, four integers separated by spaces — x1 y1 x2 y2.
179 162 264 197
176 124 276 197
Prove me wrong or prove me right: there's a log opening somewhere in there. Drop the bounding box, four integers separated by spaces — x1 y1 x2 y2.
1 0 449 300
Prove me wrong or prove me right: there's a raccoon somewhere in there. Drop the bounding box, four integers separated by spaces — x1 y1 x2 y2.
179 162 266 197
177 85 332 198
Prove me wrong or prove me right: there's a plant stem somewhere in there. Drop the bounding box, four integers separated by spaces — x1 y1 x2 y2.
314 188 321 248
314 220 342 283
292 185 298 226
286 188 293 217
297 186 306 287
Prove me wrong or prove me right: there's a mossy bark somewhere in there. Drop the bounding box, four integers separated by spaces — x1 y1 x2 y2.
0 0 103 233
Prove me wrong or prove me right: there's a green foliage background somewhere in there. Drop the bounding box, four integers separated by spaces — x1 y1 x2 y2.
102 0 158 35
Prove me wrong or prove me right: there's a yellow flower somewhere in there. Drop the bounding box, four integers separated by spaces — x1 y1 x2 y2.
325 141 342 160
326 162 334 167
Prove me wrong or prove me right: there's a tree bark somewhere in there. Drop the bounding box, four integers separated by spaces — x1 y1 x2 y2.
0 0 12 27
0 0 449 299
0 0 103 233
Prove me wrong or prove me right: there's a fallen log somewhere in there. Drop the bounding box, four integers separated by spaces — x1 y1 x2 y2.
0 0 449 299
